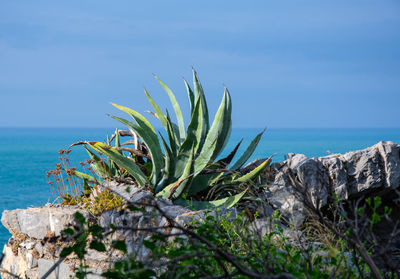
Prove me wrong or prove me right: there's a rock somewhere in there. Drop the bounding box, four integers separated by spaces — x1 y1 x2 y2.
1 206 89 239
0 245 29 279
343 145 384 194
34 242 44 257
130 190 154 204
266 141 400 226
20 241 35 250
25 250 37 269
37 259 74 279
98 181 144 201
159 205 192 219
321 156 348 199
377 142 400 189
175 210 205 225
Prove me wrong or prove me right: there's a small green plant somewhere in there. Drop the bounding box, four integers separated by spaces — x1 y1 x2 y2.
70 70 270 209
81 186 123 215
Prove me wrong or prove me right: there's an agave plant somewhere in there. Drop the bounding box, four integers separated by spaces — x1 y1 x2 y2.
73 70 270 208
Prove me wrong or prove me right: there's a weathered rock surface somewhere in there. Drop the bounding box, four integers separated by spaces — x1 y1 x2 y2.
266 141 400 226
1 206 89 240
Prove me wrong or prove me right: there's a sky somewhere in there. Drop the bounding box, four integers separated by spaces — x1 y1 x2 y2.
0 0 399 128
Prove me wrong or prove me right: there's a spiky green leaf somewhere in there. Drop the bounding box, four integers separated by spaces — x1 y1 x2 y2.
157 147 194 200
217 138 243 167
83 146 110 178
114 128 121 149
144 89 168 130
179 95 206 157
155 134 175 194
194 89 231 175
89 142 148 187
230 129 266 170
192 69 210 133
154 75 186 140
233 157 271 183
184 78 195 116
186 172 220 196
165 111 180 154
108 113 163 185
73 170 98 184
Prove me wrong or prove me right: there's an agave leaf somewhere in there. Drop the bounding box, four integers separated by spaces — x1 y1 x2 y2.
154 133 175 194
165 121 178 157
217 138 243 167
70 141 117 177
112 128 123 167
144 89 168 130
230 129 266 170
185 172 220 196
194 89 231 175
185 160 229 196
170 145 195 199
208 189 247 208
217 87 232 153
175 189 247 210
156 146 194 200
192 69 210 134
156 174 190 200
233 157 271 183
207 88 232 161
209 172 226 186
179 95 206 157
112 103 158 136
173 154 192 181
73 170 98 184
115 128 121 148
105 134 119 176
83 146 110 178
154 75 186 141
89 142 149 187
183 78 195 116
165 111 180 154
108 113 163 185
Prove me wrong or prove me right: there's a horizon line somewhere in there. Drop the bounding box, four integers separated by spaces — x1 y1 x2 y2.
1 126 400 130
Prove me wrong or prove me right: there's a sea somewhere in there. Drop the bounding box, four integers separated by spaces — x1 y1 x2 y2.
1 127 400 246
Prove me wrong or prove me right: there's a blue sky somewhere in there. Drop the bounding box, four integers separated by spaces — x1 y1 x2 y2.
0 1 399 128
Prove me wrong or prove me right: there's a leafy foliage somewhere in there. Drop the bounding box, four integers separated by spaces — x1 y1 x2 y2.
60 206 375 279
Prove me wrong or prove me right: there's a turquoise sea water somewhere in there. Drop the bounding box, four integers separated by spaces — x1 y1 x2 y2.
1 127 400 245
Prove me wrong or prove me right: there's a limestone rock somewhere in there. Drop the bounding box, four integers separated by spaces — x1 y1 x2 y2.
0 245 29 279
266 141 400 226
1 205 88 239
37 259 74 279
